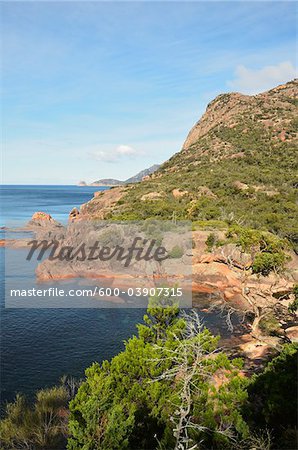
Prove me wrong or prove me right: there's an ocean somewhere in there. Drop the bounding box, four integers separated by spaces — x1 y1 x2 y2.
0 186 146 404
0 185 241 405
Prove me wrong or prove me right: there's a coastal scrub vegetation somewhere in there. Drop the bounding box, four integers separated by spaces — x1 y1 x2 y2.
288 285 298 313
0 386 69 449
1 302 297 450
67 302 248 450
225 225 290 275
0 377 80 450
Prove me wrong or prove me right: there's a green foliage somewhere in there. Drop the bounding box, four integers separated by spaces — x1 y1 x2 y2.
288 298 298 313
288 284 298 313
225 225 288 253
192 219 227 230
225 225 289 275
188 197 221 220
206 232 218 251
258 312 281 336
67 301 249 450
245 343 298 449
252 252 288 276
168 245 184 259
0 386 69 450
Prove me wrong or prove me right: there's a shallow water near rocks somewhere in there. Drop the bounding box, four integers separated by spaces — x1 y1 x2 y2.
0 186 246 404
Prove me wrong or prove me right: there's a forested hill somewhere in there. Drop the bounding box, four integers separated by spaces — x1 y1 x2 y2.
79 80 298 248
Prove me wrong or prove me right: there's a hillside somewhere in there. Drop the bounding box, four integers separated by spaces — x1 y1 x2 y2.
78 80 298 249
79 164 160 186
91 178 122 186
125 164 160 183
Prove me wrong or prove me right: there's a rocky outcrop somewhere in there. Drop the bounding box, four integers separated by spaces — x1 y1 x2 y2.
191 229 298 315
69 207 80 222
32 224 297 319
24 212 65 243
233 181 249 191
182 80 297 152
1 213 65 248
71 80 297 224
197 186 217 198
285 326 298 343
78 187 126 220
193 261 247 308
34 222 192 291
27 212 62 228
141 192 164 201
172 189 189 198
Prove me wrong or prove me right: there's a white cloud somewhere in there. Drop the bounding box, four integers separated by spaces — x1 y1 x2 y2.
115 145 137 156
228 61 297 94
90 145 142 163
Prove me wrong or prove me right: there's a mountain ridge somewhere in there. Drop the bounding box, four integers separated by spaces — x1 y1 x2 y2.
78 164 160 186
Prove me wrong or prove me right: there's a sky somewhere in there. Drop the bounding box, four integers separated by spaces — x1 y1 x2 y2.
1 1 297 185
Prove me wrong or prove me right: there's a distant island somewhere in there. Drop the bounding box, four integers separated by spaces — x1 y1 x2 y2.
78 164 160 186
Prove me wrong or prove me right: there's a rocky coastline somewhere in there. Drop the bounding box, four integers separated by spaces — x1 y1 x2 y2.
3 207 297 366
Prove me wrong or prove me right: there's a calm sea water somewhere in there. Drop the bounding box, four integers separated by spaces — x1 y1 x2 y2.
0 185 110 226
0 186 145 405
0 185 241 405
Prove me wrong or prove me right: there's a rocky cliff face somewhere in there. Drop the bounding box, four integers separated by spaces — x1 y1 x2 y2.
167 80 297 169
183 81 297 152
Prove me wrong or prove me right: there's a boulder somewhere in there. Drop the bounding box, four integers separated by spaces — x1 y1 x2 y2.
172 188 189 198
285 326 298 343
197 186 217 198
28 211 61 228
233 181 249 191
141 192 163 201
193 261 242 292
69 207 80 222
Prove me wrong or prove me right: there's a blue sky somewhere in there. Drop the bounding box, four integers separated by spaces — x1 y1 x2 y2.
2 1 297 184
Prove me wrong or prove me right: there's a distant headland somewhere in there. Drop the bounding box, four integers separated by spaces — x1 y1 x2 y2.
78 164 160 187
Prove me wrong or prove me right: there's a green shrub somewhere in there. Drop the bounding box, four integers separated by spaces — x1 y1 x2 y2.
67 302 249 450
252 251 287 276
206 232 217 251
288 284 298 313
225 226 289 275
245 343 298 449
0 386 69 450
258 313 281 335
168 245 184 259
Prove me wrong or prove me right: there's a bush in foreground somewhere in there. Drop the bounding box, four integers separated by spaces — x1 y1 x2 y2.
67 301 249 450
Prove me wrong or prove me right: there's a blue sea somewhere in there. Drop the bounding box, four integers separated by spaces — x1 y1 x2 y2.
0 185 242 405
0 186 146 405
